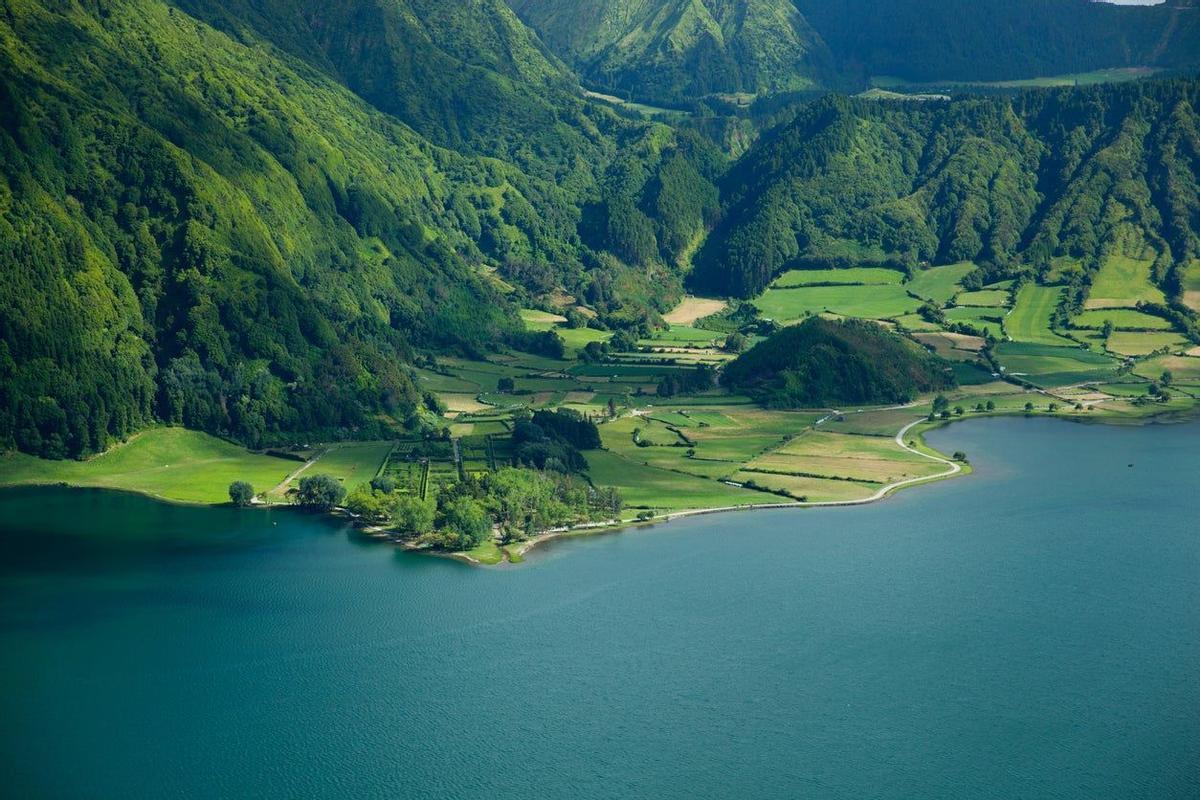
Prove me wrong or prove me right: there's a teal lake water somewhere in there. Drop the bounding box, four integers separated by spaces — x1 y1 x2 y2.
1 418 1198 799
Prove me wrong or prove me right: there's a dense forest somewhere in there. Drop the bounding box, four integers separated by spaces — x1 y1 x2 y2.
693 79 1200 297
0 0 719 458
723 317 955 407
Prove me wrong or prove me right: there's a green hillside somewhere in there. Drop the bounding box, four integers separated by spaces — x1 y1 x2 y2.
693 80 1200 298
509 0 835 103
0 0 722 459
723 317 955 408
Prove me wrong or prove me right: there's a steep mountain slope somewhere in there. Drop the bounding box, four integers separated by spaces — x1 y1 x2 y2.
508 0 835 103
0 0 718 458
693 80 1200 298
796 0 1200 84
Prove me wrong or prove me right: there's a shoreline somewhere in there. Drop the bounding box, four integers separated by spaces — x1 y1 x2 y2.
4 406 1196 566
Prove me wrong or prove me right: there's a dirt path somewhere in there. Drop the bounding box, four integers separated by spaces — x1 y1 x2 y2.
270 446 331 495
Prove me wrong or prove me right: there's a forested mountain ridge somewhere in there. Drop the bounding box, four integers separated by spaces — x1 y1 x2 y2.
795 0 1200 85
508 0 836 103
693 79 1200 298
0 0 719 459
509 0 1200 104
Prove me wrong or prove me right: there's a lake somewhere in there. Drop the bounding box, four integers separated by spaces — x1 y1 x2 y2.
1 417 1197 799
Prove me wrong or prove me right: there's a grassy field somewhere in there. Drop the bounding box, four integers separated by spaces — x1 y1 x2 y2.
0 428 297 504
757 284 919 322
1085 253 1166 309
771 267 904 286
1104 332 1188 357
994 342 1117 387
907 262 976 303
1008 285 1074 345
955 289 1010 307
1071 309 1172 330
585 449 765 511
294 442 392 491
1180 259 1200 312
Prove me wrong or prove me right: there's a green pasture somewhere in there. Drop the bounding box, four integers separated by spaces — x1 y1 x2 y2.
1105 332 1188 357
1071 309 1172 330
906 262 975 303
771 267 904 287
584 450 763 511
1008 285 1073 345
1086 253 1165 309
995 342 1117 387
0 428 296 504
955 289 1010 307
756 284 920 322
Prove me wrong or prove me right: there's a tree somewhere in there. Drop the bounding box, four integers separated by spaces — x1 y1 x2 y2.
985 400 996 411
345 485 397 523
228 481 254 507
1024 401 1035 412
393 495 436 536
439 497 492 548
952 451 968 462
932 394 950 414
1161 370 1173 386
1101 319 1115 340
953 406 964 416
498 376 515 393
371 475 398 493
565 308 588 329
723 332 749 354
295 474 345 511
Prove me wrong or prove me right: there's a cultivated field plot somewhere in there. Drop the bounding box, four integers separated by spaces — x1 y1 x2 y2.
1085 253 1166 309
748 429 945 485
942 306 1005 337
906 262 976 303
1104 332 1188 357
756 284 920 323
0 428 297 505
730 471 879 503
518 309 566 329
995 342 1117 386
584 450 764 511
912 331 985 361
771 267 904 287
299 442 393 491
1181 260 1200 312
955 289 1010 307
1008 285 1074 345
663 296 727 324
824 407 926 436
1071 309 1172 330
1132 354 1200 384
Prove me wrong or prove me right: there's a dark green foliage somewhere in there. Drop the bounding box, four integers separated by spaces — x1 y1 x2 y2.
530 409 602 450
228 481 255 507
723 317 955 407
294 474 346 511
695 81 1200 298
0 0 718 458
510 0 836 104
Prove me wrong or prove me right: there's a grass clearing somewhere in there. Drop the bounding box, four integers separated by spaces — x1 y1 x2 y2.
731 472 878 502
663 296 727 324
955 289 1010 307
1104 332 1188 357
585 450 763 511
906 262 976 303
0 428 297 504
1071 309 1172 330
757 284 920 323
1008 285 1073 345
295 442 392 492
771 267 904 287
995 342 1117 386
1085 253 1165 309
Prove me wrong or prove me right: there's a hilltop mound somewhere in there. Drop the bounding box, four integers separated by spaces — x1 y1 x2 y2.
723 317 955 407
